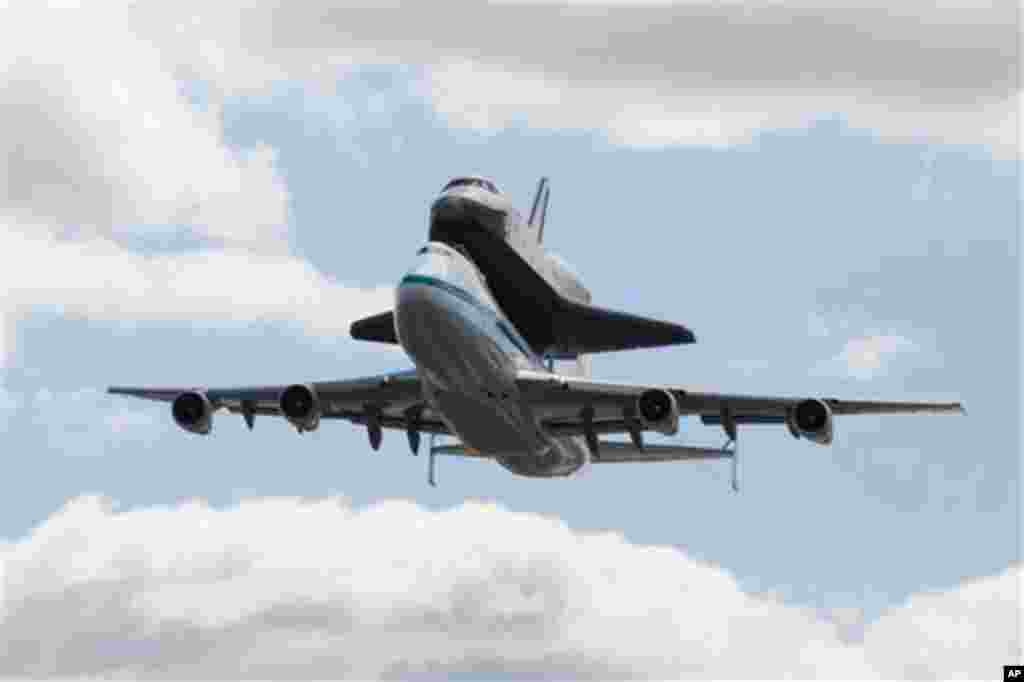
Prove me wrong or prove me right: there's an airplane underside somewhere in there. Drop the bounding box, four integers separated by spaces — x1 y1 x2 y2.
396 268 588 479
426 373 589 478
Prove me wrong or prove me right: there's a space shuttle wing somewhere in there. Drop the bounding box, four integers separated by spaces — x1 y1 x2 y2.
554 300 695 353
348 291 694 354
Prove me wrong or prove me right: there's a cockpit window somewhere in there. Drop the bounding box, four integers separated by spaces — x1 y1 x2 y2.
417 244 454 258
442 177 499 194
417 244 475 264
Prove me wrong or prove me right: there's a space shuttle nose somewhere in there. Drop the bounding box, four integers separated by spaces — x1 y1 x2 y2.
429 193 508 243
431 195 472 221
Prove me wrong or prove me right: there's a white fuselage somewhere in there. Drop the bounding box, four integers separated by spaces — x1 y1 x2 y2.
394 242 590 477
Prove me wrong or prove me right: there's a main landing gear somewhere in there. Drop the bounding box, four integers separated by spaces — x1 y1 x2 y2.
720 406 740 493
427 432 439 487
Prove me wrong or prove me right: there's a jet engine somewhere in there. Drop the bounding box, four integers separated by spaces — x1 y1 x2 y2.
790 398 834 445
172 391 214 435
279 384 321 432
636 388 679 435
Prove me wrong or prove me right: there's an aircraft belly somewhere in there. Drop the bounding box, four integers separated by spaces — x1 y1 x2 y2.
397 280 544 454
395 272 587 478
396 281 513 391
495 435 589 478
434 390 533 454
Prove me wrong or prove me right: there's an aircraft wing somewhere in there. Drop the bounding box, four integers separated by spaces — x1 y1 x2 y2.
108 370 453 439
518 370 966 433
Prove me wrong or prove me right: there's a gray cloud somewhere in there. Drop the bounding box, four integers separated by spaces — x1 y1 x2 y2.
141 1 1018 152
0 227 395 338
0 495 1017 679
0 6 290 249
0 4 400 369
266 2 1015 99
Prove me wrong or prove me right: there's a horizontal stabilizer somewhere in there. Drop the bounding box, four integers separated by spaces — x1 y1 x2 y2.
351 311 398 345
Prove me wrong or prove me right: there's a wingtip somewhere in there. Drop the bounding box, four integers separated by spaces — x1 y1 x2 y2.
107 386 142 397
674 325 697 345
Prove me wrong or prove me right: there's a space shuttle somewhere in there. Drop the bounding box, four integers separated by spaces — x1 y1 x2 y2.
350 176 694 361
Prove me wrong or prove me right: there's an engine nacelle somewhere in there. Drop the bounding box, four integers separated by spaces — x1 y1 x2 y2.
172 391 213 435
636 388 679 436
790 398 834 445
279 384 321 432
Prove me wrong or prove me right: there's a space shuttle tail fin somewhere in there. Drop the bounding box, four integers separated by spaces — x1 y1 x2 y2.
527 177 551 243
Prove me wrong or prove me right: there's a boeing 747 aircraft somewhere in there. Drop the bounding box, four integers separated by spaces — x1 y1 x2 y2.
109 177 964 489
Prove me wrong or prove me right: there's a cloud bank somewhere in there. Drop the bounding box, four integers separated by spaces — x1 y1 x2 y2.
1 2 1014 367
119 1 1017 154
0 495 1017 679
14 2 1017 159
0 228 393 339
0 3 397 369
0 5 289 251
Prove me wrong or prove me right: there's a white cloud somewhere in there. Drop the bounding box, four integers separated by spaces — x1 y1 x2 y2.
0 3 290 252
863 566 1024 680
420 1 1018 153
831 334 923 380
429 64 1019 153
14 2 1015 158
116 1 1014 154
3 2 1009 366
0 234 397 370
0 3 398 368
0 228 395 361
0 495 1017 678
807 315 945 380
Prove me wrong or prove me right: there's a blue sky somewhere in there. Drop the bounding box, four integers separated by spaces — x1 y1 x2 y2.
0 3 1018 678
